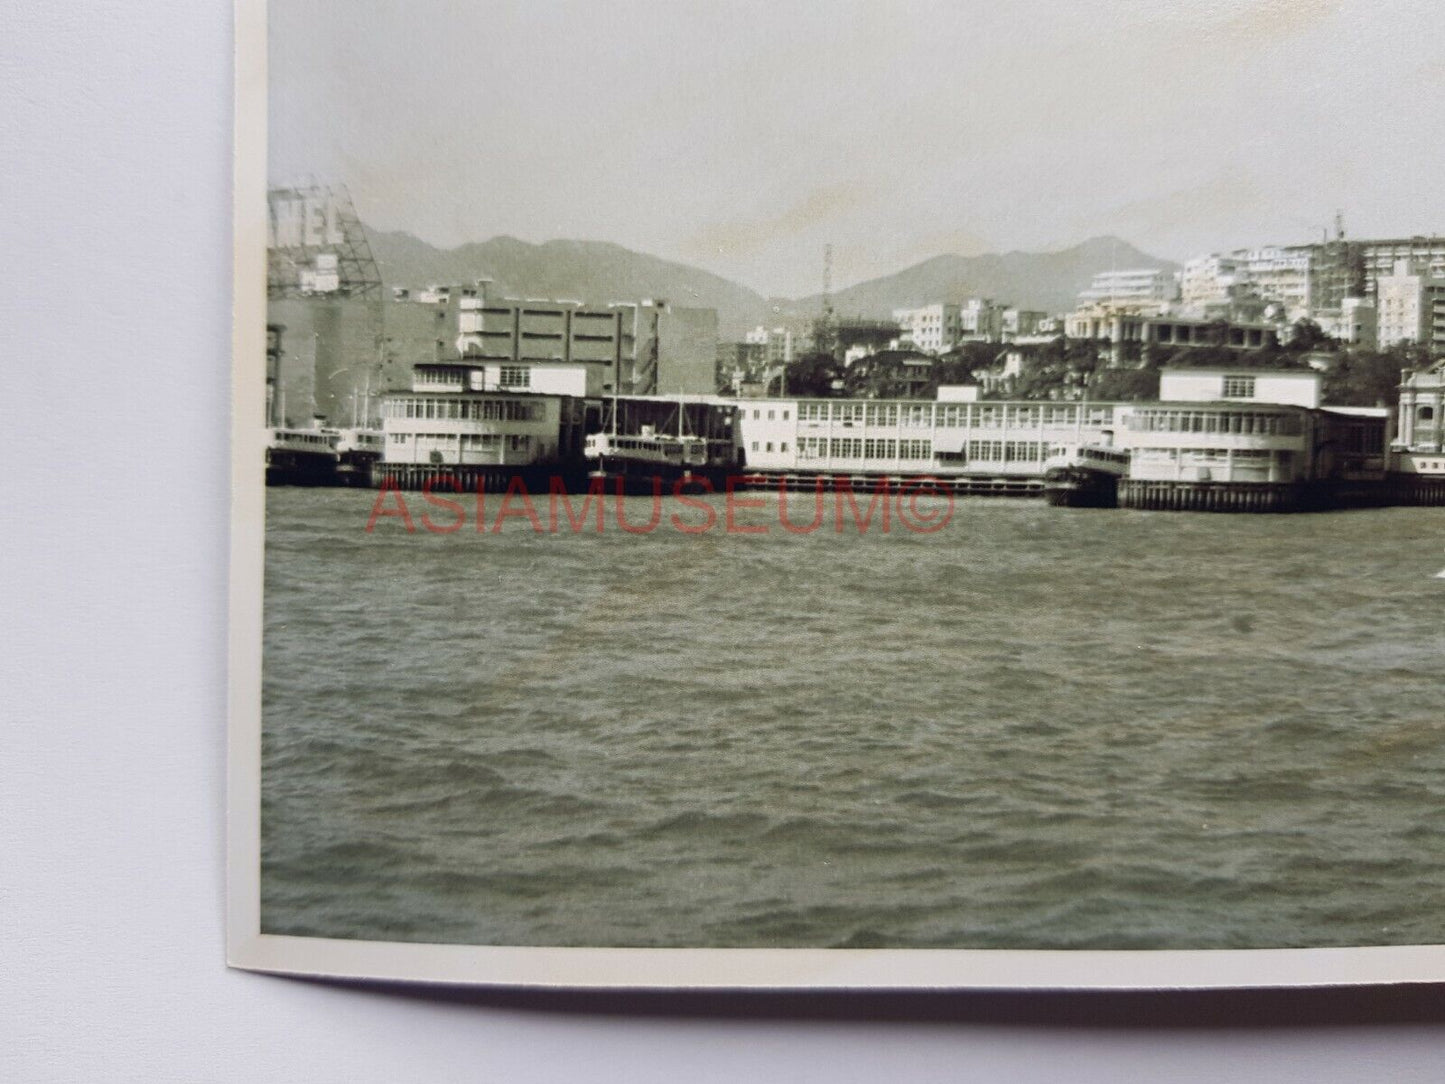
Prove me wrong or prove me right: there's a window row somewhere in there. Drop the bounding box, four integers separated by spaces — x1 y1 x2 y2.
966 440 1044 462
389 432 532 451
792 402 1110 429
384 397 545 421
792 437 934 461
1124 410 1301 436
1134 447 1274 461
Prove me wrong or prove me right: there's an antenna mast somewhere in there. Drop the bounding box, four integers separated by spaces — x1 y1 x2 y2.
811 242 836 375
823 242 834 327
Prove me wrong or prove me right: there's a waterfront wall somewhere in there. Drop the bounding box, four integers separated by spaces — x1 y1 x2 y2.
1384 473 1445 507
1119 475 1445 513
1119 479 1308 513
374 462 588 494
344 458 1445 511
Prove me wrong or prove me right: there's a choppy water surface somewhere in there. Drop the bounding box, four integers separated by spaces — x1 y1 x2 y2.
261 488 1445 949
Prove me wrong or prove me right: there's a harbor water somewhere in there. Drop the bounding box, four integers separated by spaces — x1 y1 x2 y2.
261 488 1445 949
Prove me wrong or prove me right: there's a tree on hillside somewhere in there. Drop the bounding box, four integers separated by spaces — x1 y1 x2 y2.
932 341 1000 387
1159 345 1310 371
1090 366 1160 401
1282 318 1338 354
769 352 843 397
841 350 935 399
1322 345 1429 407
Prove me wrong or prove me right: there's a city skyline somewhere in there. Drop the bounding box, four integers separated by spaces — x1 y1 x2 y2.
271 0 1445 297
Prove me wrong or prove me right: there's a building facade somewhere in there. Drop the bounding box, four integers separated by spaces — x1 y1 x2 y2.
1328 296 1378 347
1396 360 1445 453
1064 311 1278 364
1116 369 1385 485
1157 367 1320 408
1180 254 1244 309
892 304 962 354
1001 308 1049 341
1377 260 1445 351
268 296 387 426
1179 236 1445 322
737 398 1119 477
1077 268 1175 309
1235 247 1313 319
1357 237 1445 296
1114 402 1385 485
957 298 1003 341
379 361 587 472
729 366 1384 492
395 285 721 397
744 326 795 367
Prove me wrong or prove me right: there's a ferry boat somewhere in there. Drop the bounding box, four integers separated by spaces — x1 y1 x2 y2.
1041 442 1131 508
330 427 384 487
585 401 739 491
265 425 340 486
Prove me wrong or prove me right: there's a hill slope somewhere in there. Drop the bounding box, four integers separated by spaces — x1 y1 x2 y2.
365 231 1179 338
804 236 1180 321
368 232 772 338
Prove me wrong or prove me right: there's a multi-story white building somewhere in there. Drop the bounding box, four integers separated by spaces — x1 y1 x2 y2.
737 396 1118 478
1357 237 1445 295
1077 268 1175 310
1236 246 1314 319
1179 254 1243 310
1177 246 1315 321
1064 310 1277 365
1377 259 1445 351
892 303 961 354
731 382 1382 490
1115 401 1385 486
378 361 587 477
1179 236 1445 323
1325 296 1377 347
1117 368 1386 486
957 298 1003 341
744 325 794 367
1001 308 1050 341
1156 367 1321 408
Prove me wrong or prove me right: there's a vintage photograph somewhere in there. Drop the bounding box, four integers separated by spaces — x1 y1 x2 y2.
233 0 1444 983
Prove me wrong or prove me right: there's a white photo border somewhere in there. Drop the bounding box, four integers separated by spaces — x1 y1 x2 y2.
226 0 1445 989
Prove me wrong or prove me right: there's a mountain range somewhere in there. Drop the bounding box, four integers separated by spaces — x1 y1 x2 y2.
365 229 1178 340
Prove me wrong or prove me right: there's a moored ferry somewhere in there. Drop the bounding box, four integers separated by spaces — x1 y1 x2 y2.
265 426 341 486
585 399 741 491
331 427 384 487
1041 443 1131 508
584 427 736 487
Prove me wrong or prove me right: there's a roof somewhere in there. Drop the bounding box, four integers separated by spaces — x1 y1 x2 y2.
1158 366 1315 377
1320 406 1389 418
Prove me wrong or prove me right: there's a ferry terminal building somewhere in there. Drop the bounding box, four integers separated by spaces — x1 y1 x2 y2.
377 353 1408 510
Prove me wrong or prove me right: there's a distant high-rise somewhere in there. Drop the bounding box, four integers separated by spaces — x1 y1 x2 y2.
1377 259 1445 351
1076 268 1175 310
892 303 962 354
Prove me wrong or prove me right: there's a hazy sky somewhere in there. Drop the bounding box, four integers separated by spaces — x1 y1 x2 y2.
269 0 1444 297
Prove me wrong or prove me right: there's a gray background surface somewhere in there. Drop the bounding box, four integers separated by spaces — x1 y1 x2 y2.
5 3 1445 1079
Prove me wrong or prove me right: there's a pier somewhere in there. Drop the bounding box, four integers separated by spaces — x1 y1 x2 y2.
372 462 587 493
368 464 1445 509
1119 479 1307 513
1384 474 1445 507
741 471 1043 498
